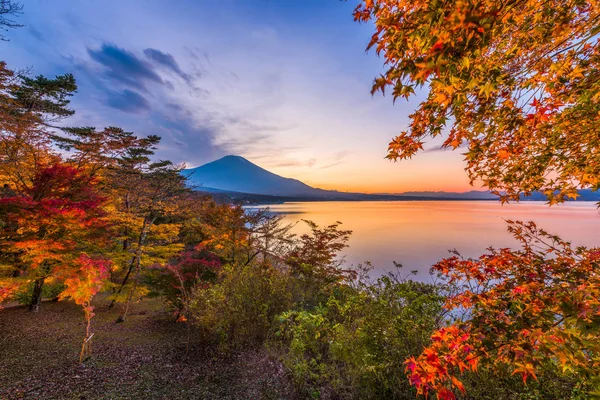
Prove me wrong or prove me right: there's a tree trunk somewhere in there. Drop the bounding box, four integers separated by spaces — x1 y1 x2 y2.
116 216 154 323
107 255 136 309
108 212 154 309
29 277 45 312
80 308 93 363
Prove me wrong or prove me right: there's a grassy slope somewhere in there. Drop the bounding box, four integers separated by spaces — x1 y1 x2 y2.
0 296 294 400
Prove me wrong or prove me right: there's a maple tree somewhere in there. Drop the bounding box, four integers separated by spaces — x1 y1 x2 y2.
149 245 221 320
59 254 110 362
405 221 600 398
354 1 600 397
0 163 107 311
354 0 600 203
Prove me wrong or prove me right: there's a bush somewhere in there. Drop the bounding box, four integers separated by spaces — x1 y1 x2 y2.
190 262 293 349
146 246 221 318
275 266 447 399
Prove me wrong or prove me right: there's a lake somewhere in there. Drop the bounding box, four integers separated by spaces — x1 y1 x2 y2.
263 201 600 280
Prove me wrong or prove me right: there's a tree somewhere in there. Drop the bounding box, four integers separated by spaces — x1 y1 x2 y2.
353 1 600 397
0 0 23 41
405 221 600 398
149 245 221 320
287 220 352 279
0 62 77 194
354 0 600 203
109 160 189 322
0 163 107 311
59 254 110 362
286 220 353 306
52 126 160 179
10 72 76 120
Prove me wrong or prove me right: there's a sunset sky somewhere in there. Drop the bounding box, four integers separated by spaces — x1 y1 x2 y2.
5 0 475 193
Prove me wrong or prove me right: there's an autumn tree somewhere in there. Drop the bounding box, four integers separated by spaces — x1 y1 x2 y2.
0 61 77 197
108 159 189 322
148 246 221 321
0 163 107 311
405 221 600 398
354 1 600 397
59 254 110 362
286 220 353 306
354 0 600 203
198 203 251 265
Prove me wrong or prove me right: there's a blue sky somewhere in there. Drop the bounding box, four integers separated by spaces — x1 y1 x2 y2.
3 0 473 193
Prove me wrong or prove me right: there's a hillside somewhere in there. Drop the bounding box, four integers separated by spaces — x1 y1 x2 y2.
183 156 325 197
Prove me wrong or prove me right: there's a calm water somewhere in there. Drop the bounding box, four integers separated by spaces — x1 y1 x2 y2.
264 201 600 280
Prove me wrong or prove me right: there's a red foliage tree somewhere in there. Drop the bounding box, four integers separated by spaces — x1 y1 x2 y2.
0 163 107 311
406 221 600 398
59 254 110 362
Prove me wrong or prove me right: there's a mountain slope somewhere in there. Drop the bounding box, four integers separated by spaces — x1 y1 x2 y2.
183 155 328 197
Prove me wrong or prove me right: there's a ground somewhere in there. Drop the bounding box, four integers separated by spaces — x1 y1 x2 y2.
0 296 295 400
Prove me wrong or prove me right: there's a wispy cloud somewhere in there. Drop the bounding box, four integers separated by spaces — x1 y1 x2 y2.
87 43 163 91
106 89 151 113
143 48 192 84
320 161 344 169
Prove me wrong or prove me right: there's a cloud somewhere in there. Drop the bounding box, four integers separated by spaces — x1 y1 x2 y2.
273 158 317 168
320 161 344 169
67 38 311 168
88 43 163 91
143 48 192 83
106 89 151 114
149 114 224 167
28 26 45 42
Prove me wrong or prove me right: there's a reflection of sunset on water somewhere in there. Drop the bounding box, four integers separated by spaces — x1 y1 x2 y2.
267 201 600 280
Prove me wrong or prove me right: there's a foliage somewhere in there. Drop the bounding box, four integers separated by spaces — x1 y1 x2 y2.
406 221 600 398
190 219 353 350
147 245 221 318
286 220 353 307
0 163 107 310
59 254 110 362
354 0 600 203
276 266 446 399
0 61 76 195
191 261 294 349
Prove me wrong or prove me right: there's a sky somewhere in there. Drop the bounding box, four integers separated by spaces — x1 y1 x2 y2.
3 0 477 193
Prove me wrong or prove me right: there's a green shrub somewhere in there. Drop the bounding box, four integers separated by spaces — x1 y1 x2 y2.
190 262 293 349
276 267 446 399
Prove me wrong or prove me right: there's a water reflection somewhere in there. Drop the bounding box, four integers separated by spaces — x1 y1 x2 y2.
259 201 600 281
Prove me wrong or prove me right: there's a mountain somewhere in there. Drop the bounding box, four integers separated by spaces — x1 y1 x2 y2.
183 155 329 197
183 156 599 203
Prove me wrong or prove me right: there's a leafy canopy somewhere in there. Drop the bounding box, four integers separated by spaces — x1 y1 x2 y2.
354 0 600 203
405 221 600 398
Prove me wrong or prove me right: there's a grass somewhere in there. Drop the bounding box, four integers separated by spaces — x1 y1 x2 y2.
0 295 294 399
